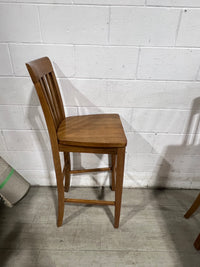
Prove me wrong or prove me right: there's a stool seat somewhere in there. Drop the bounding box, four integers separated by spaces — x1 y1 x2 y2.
57 114 127 148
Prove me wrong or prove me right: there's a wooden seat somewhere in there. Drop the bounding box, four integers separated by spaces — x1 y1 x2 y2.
26 57 127 228
57 114 127 147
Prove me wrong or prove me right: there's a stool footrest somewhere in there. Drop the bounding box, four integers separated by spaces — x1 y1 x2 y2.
64 198 115 206
70 167 112 174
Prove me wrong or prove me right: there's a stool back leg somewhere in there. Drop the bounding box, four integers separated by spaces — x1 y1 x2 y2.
111 154 116 191
64 152 71 192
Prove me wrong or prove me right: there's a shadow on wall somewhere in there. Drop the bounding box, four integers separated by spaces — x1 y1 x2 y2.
153 97 200 188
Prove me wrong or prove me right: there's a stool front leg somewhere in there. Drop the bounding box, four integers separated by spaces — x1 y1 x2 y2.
114 147 125 228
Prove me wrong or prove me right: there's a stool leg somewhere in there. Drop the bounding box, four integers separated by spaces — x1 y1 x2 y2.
194 234 200 250
114 147 125 228
52 149 65 227
184 193 200 219
111 154 116 191
57 183 65 227
54 160 65 227
64 152 71 192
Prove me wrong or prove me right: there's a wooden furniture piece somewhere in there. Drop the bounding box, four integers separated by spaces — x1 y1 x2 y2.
26 57 127 228
184 193 200 250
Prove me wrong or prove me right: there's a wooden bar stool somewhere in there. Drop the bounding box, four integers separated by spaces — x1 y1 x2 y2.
26 57 127 228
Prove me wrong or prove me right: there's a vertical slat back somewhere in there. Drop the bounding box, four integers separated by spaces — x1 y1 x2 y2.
26 57 65 131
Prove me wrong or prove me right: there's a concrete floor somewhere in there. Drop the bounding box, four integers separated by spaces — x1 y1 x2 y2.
0 187 200 267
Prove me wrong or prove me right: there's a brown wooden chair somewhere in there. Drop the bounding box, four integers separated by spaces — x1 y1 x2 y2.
184 193 200 250
26 57 127 228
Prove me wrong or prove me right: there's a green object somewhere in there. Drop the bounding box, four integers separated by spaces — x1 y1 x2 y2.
0 168 14 189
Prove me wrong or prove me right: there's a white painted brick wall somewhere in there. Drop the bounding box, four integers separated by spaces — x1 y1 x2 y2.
147 1 200 7
74 0 145 5
2 130 51 151
0 131 6 151
0 78 38 105
75 46 139 79
176 9 200 47
0 4 41 42
9 44 75 77
39 6 109 44
1 1 200 189
0 44 13 75
137 48 200 80
110 7 180 46
131 109 188 133
0 105 30 130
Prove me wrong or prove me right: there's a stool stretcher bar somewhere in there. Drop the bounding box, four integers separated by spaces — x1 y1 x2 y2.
70 167 112 174
64 198 115 206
